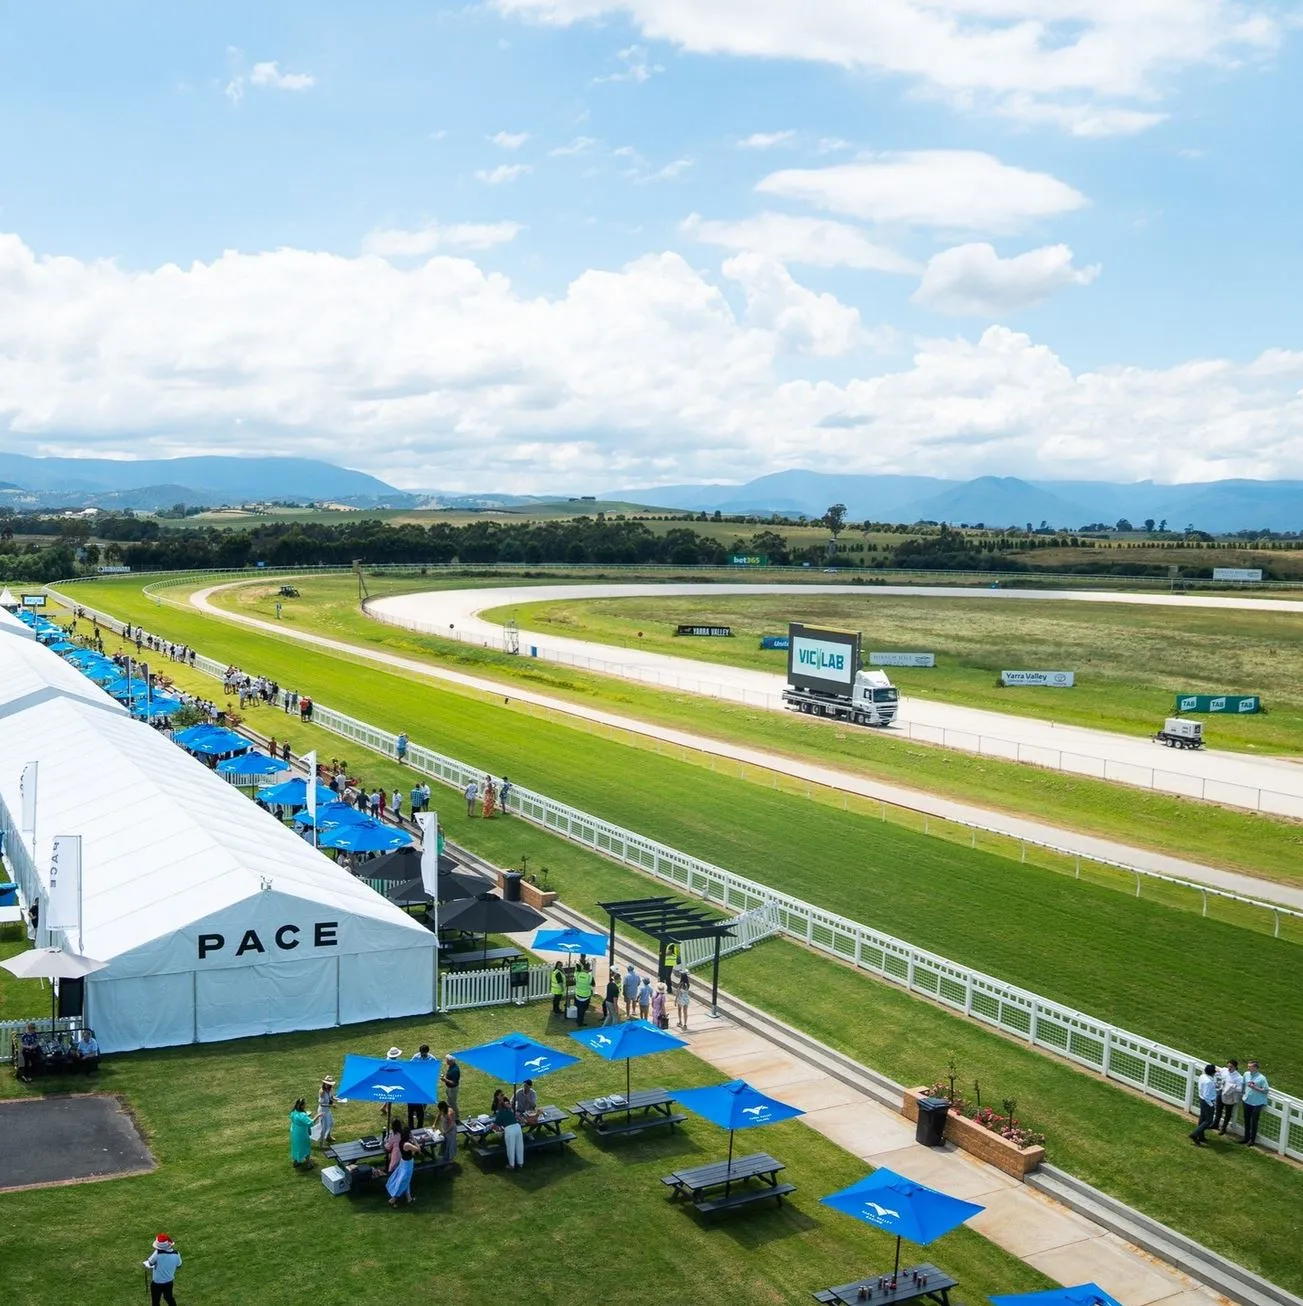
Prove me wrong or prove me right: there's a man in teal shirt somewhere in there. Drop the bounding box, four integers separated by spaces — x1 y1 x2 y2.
1241 1060 1270 1146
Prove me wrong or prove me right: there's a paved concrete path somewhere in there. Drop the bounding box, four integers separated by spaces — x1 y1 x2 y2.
502 905 1231 1306
372 583 1303 823
187 582 1303 910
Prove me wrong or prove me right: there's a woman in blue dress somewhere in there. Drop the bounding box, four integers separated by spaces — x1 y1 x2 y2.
289 1098 315 1169
386 1121 419 1206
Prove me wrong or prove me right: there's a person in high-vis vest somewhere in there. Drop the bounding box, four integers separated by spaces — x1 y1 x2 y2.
573 963 594 1025
550 961 565 1015
664 943 680 985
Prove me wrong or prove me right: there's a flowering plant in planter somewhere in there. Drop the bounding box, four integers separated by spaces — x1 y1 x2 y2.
969 1106 1046 1150
924 1078 969 1117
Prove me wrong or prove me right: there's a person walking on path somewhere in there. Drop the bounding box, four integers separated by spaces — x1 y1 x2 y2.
1242 1061 1270 1145
1189 1064 1218 1146
675 972 691 1031
573 963 593 1026
1215 1060 1243 1134
651 982 667 1029
290 1098 316 1168
637 975 653 1021
409 1045 436 1129
482 775 497 818
621 963 639 1019
464 778 478 817
441 1054 461 1113
143 1234 182 1306
550 961 566 1015
391 789 403 822
315 1077 336 1147
386 1122 418 1206
376 788 387 821
603 972 620 1026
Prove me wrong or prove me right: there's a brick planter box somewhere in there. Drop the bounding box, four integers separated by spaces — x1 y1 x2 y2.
902 1089 1045 1180
495 870 558 912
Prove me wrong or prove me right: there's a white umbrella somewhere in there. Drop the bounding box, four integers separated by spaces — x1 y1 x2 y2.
1 948 107 1026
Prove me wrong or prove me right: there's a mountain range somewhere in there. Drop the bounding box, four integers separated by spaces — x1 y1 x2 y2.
612 472 1303 534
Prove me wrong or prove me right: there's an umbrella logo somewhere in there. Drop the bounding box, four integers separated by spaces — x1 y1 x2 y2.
741 1105 770 1119
524 1056 550 1071
594 1036 613 1047
374 1084 405 1099
860 1201 899 1222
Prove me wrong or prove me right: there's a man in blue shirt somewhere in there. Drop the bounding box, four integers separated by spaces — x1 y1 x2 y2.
1189 1063 1219 1145
73 1029 100 1073
1241 1060 1271 1146
144 1233 182 1305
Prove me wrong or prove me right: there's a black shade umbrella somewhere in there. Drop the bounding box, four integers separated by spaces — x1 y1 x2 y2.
438 893 546 935
356 846 457 883
382 870 489 908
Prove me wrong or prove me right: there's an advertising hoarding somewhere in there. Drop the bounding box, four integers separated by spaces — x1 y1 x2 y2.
675 624 732 637
1174 693 1261 714
761 635 790 650
787 623 860 694
729 554 769 567
1001 670 1075 687
869 652 935 668
1212 568 1263 582
20 594 46 607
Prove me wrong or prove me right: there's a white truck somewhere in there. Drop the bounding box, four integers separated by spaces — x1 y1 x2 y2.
1154 717 1204 749
780 622 899 727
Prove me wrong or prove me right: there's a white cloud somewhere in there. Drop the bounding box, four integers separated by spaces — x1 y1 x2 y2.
362 221 525 257
494 0 1277 134
913 243 1100 316
629 158 693 184
249 61 315 91
757 151 1088 233
550 136 598 156
1 231 1301 491
593 43 664 83
993 96 1166 138
738 131 795 149
489 131 530 150
723 253 864 356
681 212 917 274
817 137 852 154
476 164 533 185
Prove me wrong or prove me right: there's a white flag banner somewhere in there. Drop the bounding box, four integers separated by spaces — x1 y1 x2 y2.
20 762 37 834
418 812 440 897
48 835 82 939
304 751 318 823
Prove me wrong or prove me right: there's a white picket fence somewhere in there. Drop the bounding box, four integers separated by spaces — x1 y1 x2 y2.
439 963 553 1012
0 1016 81 1063
42 588 1303 1160
679 900 783 970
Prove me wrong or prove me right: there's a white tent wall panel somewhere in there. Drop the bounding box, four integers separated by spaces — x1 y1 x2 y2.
339 948 435 1025
196 957 339 1044
87 975 190 1053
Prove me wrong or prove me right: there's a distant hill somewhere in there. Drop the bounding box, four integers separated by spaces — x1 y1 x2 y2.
0 454 412 510
611 471 1303 533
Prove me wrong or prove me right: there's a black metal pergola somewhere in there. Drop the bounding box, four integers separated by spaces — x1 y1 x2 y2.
598 896 735 1018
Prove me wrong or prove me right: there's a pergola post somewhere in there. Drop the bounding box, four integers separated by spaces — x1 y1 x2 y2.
607 914 616 971
709 933 722 1019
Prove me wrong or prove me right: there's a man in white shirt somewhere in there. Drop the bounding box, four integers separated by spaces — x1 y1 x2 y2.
408 1044 437 1130
1214 1059 1243 1135
1189 1063 1219 1145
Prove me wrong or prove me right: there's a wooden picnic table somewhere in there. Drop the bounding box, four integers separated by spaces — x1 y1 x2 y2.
812 1263 957 1305
325 1127 442 1167
661 1151 795 1215
459 1105 577 1163
442 946 522 969
572 1087 687 1138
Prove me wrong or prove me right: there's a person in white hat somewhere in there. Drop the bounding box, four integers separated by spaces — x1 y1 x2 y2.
143 1233 182 1305
316 1076 336 1147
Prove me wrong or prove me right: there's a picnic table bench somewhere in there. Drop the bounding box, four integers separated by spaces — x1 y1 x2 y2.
661 1151 795 1215
573 1088 686 1139
324 1129 456 1188
460 1105 577 1163
442 946 522 969
812 1263 958 1305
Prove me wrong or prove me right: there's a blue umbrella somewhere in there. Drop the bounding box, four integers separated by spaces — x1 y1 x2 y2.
675 1079 804 1184
132 695 184 719
820 1168 985 1278
570 1019 687 1111
990 1288 1123 1306
256 777 335 810
318 821 412 853
47 641 78 653
336 1054 442 1124
218 751 292 779
453 1032 581 1094
533 927 610 958
292 800 370 828
180 728 250 757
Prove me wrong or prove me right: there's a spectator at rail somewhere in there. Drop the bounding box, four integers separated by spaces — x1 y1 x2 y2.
1189 1064 1218 1145
499 776 513 812
482 775 497 819
464 778 478 817
603 971 620 1026
1242 1061 1270 1146
396 732 409 765
1215 1059 1243 1134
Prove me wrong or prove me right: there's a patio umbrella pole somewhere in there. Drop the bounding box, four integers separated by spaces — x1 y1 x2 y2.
725 1127 734 1197
626 1059 632 1125
893 1234 901 1279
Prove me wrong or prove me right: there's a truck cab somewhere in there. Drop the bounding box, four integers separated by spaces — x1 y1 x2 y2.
851 669 899 724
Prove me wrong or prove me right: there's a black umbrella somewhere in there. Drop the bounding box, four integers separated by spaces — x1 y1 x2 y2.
356 846 457 883
383 870 489 908
439 893 546 935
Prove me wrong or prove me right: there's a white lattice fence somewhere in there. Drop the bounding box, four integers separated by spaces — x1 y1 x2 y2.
439 963 553 1012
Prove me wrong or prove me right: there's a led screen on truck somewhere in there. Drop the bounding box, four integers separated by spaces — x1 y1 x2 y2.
787 623 861 695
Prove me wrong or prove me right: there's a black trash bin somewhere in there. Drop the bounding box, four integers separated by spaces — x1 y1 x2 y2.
915 1096 949 1147
502 871 522 902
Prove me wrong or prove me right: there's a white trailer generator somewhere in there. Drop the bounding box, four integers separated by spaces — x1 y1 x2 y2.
1154 717 1204 749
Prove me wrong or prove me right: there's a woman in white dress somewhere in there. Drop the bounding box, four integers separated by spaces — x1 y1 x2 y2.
315 1076 336 1146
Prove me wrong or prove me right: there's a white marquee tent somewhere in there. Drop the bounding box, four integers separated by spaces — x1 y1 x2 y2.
0 600 36 640
0 637 437 1052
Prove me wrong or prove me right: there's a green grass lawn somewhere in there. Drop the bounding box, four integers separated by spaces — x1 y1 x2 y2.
488 591 1303 754
182 572 1303 889
0 1006 1052 1306
58 598 1303 1089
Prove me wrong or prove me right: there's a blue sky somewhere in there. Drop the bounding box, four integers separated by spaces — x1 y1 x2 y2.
0 1 1299 492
